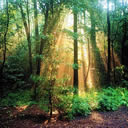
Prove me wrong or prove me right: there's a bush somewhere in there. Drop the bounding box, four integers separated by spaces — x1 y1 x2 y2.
52 86 91 120
2 55 26 90
0 90 35 106
39 86 128 119
99 87 123 111
84 87 128 111
118 88 128 107
55 95 73 119
52 86 73 120
72 96 91 116
85 89 101 110
3 86 127 120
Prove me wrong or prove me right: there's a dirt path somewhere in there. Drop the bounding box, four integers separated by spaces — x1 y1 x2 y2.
0 106 128 128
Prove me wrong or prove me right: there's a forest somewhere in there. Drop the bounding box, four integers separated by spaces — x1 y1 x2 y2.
0 0 128 127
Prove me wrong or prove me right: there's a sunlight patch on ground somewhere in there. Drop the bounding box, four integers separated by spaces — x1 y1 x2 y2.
90 112 104 123
16 105 28 112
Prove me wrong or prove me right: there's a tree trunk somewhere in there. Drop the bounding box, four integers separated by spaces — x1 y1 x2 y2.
19 2 33 74
0 0 9 98
36 24 47 75
33 0 39 100
33 0 39 54
90 11 96 68
90 11 96 48
121 0 127 65
107 0 111 83
85 38 90 84
0 0 9 76
112 41 115 83
73 12 78 94
26 0 33 74
36 4 49 75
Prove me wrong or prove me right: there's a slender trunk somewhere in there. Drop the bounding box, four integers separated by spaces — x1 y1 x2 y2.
121 31 126 65
73 12 78 94
81 43 86 87
49 89 52 121
19 3 33 74
50 0 53 15
0 0 9 75
36 24 47 75
90 11 96 68
121 0 126 65
33 0 39 100
0 0 9 98
34 0 39 54
85 38 90 83
104 36 106 56
26 0 33 74
83 12 90 88
36 4 49 75
112 41 115 83
90 11 96 48
83 11 86 25
107 0 111 83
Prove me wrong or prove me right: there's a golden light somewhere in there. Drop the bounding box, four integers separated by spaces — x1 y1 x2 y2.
56 13 94 95
43 13 95 96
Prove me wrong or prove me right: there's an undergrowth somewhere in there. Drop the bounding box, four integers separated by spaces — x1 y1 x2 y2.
0 90 37 107
1 87 128 120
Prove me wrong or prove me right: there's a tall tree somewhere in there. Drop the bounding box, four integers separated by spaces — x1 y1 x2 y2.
107 0 111 83
32 0 39 100
36 0 64 75
121 0 127 65
73 11 78 94
19 0 33 74
0 0 9 76
36 1 49 75
90 11 96 48
33 0 39 54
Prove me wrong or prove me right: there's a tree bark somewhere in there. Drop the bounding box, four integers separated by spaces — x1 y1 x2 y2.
33 0 39 100
0 0 9 76
19 2 33 74
33 0 39 54
90 11 96 68
73 12 78 94
0 0 9 99
121 0 127 65
36 3 49 75
90 11 96 48
107 0 111 83
112 40 115 83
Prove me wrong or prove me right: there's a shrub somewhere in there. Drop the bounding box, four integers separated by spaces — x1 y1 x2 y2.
52 86 91 120
39 86 128 119
118 88 128 107
98 87 122 111
55 95 73 119
72 96 91 116
85 89 101 110
0 90 34 106
3 55 25 90
53 86 73 119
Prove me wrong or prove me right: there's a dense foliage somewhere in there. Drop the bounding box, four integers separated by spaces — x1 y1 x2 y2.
1 87 128 120
0 0 128 122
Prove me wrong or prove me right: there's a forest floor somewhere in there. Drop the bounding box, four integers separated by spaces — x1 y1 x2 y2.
0 105 128 128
